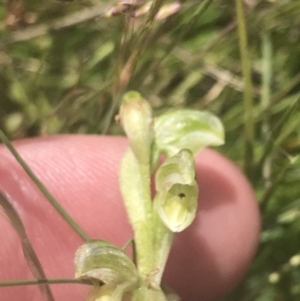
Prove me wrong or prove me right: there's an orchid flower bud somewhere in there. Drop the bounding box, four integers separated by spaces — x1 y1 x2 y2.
119 91 153 164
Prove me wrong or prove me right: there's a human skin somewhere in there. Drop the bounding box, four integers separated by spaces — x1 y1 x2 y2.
0 135 260 301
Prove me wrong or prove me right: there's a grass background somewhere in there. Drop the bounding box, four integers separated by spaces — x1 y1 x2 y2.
1 0 300 300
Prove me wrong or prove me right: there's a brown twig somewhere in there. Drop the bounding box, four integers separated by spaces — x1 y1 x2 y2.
1 3 110 46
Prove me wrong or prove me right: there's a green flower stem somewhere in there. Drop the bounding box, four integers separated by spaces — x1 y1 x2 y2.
152 203 174 285
119 148 154 279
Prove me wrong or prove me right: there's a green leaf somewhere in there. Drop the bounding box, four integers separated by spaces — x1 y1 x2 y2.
154 109 224 157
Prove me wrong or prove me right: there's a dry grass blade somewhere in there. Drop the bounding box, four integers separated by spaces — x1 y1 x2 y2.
0 191 55 301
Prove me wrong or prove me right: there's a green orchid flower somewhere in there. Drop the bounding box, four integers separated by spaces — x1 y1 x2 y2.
75 240 139 301
154 149 199 233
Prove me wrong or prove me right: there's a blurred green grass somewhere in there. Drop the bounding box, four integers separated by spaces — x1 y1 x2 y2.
1 0 300 300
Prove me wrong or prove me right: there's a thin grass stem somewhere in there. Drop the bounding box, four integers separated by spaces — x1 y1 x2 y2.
261 31 272 191
0 130 90 241
235 0 254 178
0 278 95 287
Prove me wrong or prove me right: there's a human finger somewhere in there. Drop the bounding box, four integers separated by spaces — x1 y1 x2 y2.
0 135 260 301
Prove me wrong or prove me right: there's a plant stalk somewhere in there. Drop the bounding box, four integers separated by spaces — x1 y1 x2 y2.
261 30 272 190
0 278 94 287
235 0 254 178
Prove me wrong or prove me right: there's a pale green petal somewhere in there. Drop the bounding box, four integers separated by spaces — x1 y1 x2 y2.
87 283 137 301
155 181 198 232
154 109 224 157
155 150 195 192
87 286 112 301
